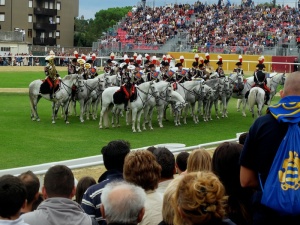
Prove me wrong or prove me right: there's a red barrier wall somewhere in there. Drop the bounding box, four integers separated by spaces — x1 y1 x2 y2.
271 56 298 73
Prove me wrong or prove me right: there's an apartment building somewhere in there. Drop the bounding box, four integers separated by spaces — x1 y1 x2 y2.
0 0 79 47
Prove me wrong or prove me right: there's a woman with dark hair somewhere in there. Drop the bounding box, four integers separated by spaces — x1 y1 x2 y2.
212 142 253 225
75 176 96 204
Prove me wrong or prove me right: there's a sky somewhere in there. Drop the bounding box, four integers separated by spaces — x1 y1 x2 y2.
79 0 297 19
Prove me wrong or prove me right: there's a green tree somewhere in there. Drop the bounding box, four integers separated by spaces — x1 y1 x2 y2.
74 6 132 47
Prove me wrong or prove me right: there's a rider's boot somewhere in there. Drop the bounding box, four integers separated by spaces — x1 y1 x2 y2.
264 92 270 105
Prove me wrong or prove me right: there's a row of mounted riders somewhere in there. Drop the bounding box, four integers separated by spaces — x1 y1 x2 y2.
39 58 270 108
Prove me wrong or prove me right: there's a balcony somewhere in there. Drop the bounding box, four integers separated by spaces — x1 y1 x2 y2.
34 8 57 16
33 37 56 46
33 23 57 31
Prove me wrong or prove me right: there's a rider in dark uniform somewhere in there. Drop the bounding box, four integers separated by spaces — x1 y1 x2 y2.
132 63 145 85
188 61 200 80
233 62 244 76
175 62 188 83
216 60 225 78
104 59 114 75
253 64 271 105
68 58 78 74
147 64 160 82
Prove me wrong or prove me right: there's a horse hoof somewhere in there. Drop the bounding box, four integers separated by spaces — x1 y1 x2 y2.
133 130 136 133
150 127 153 130
117 125 121 127
52 121 56 124
66 121 70 124
37 118 40 122
99 126 103 129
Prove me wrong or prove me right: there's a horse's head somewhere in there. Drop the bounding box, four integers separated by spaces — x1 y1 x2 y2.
104 76 112 88
73 75 85 90
281 73 286 85
149 81 159 99
97 77 106 91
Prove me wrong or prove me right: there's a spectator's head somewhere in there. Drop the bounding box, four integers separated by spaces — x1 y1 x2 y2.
18 170 40 212
186 148 212 173
101 181 146 225
75 176 96 204
146 146 157 153
175 151 189 174
212 142 244 196
212 142 253 224
281 71 300 97
153 147 176 180
102 140 130 172
238 132 248 145
172 171 227 225
162 176 183 225
0 175 27 219
123 150 161 191
43 165 75 199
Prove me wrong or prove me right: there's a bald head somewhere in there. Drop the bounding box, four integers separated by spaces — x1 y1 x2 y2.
281 72 300 97
101 181 146 224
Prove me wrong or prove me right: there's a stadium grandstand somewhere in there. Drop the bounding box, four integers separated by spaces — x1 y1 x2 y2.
93 0 300 57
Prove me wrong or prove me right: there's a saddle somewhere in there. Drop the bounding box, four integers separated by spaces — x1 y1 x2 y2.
40 77 60 95
113 84 137 105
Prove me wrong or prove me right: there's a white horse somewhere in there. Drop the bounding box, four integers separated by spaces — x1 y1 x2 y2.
173 80 204 125
29 74 83 124
236 72 285 115
183 79 206 124
204 77 225 121
99 81 158 132
248 87 265 118
75 76 107 122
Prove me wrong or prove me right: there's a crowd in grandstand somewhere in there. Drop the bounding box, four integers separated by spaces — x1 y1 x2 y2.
99 1 299 54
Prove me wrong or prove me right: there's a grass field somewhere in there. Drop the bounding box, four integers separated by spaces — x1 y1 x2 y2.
0 68 282 170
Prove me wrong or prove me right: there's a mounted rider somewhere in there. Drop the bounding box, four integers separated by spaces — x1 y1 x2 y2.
147 64 160 82
256 55 266 72
253 64 271 105
68 58 78 75
216 56 225 78
132 63 145 85
233 55 244 76
175 62 188 83
41 52 60 99
104 59 114 75
188 61 200 80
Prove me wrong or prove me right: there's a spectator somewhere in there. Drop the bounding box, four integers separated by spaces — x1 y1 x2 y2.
21 165 98 225
240 71 300 224
175 151 189 174
186 148 212 173
100 181 146 225
159 176 183 225
75 176 96 204
152 147 176 197
18 170 40 213
123 150 162 225
212 142 253 225
172 171 235 225
0 175 29 225
81 140 130 224
238 132 248 145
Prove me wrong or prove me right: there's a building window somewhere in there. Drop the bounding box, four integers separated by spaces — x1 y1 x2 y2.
49 2 53 9
49 32 53 38
28 0 32 7
56 16 60 24
45 2 48 9
0 13 5 22
56 31 60 39
57 2 61 10
28 29 32 38
1 47 10 52
0 0 5 6
28 14 32 23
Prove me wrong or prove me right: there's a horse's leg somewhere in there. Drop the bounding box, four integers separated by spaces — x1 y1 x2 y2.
237 99 241 112
131 109 137 132
30 94 41 121
148 106 154 130
63 102 70 124
242 97 247 117
142 106 150 130
136 109 143 132
79 100 85 123
157 105 164 128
